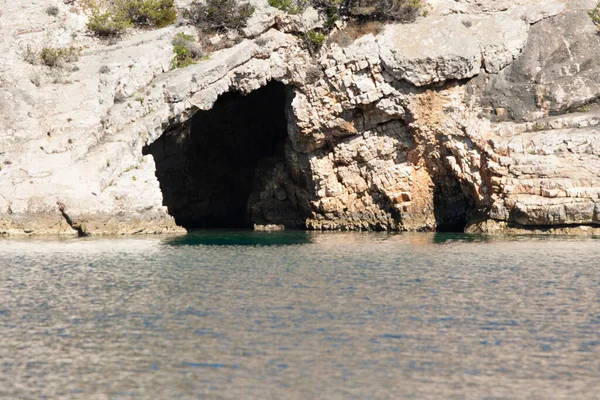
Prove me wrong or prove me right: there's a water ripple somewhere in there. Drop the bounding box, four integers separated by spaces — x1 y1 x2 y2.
0 232 599 398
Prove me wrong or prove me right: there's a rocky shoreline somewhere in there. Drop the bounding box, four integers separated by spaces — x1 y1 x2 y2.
1 0 600 236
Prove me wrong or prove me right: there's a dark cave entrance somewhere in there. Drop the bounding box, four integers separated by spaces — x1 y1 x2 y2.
432 177 473 233
143 81 289 229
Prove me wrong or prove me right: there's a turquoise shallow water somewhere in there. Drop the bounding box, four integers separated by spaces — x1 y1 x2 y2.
1 232 600 399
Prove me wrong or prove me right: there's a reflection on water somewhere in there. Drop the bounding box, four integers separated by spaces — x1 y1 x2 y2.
1 232 600 398
164 230 313 246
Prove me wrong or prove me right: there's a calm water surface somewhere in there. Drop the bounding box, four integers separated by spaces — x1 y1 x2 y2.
1 232 600 399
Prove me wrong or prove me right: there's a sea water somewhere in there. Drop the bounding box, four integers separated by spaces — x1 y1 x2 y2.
1 232 599 398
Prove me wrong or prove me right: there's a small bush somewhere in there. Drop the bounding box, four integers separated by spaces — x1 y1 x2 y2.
312 0 342 8
270 0 341 22
272 0 421 23
87 9 131 37
23 45 39 65
269 0 418 57
348 0 422 22
39 46 80 68
118 0 177 27
590 2 600 26
46 6 60 16
171 32 204 68
86 0 176 37
268 0 304 14
312 0 342 24
322 2 341 29
303 29 326 54
187 0 255 33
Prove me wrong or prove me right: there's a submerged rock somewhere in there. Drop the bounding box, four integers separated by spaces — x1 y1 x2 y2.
254 224 285 231
1 0 599 235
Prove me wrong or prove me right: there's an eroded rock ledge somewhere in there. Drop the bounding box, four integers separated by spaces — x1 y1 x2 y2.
1 0 600 235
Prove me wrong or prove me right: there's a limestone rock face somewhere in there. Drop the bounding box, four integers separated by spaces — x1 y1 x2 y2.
379 16 482 86
475 10 600 121
1 0 600 235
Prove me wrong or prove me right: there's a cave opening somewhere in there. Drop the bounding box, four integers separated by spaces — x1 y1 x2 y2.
432 177 473 233
143 81 290 229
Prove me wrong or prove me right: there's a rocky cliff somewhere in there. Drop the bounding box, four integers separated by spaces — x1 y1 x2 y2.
1 0 600 235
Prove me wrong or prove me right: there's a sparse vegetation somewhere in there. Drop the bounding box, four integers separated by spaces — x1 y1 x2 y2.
531 122 546 132
186 0 255 33
87 9 131 37
119 0 177 27
589 2 600 26
348 0 422 21
328 20 384 47
171 32 205 68
268 0 420 55
40 46 81 67
23 45 39 65
24 45 80 70
268 0 304 14
86 0 177 37
270 0 422 22
322 2 341 29
46 6 60 16
99 65 111 74
303 29 326 54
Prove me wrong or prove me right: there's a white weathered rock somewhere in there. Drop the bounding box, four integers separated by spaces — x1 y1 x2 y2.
1 0 600 235
379 15 481 86
471 12 529 74
301 6 324 31
472 1 564 73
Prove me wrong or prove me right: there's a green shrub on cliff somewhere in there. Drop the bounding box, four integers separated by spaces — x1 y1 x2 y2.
270 0 422 22
268 0 304 14
303 29 326 54
87 9 131 37
171 32 205 68
589 2 600 26
87 0 177 37
40 46 81 67
269 0 420 55
186 0 255 33
349 0 422 21
119 0 177 27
